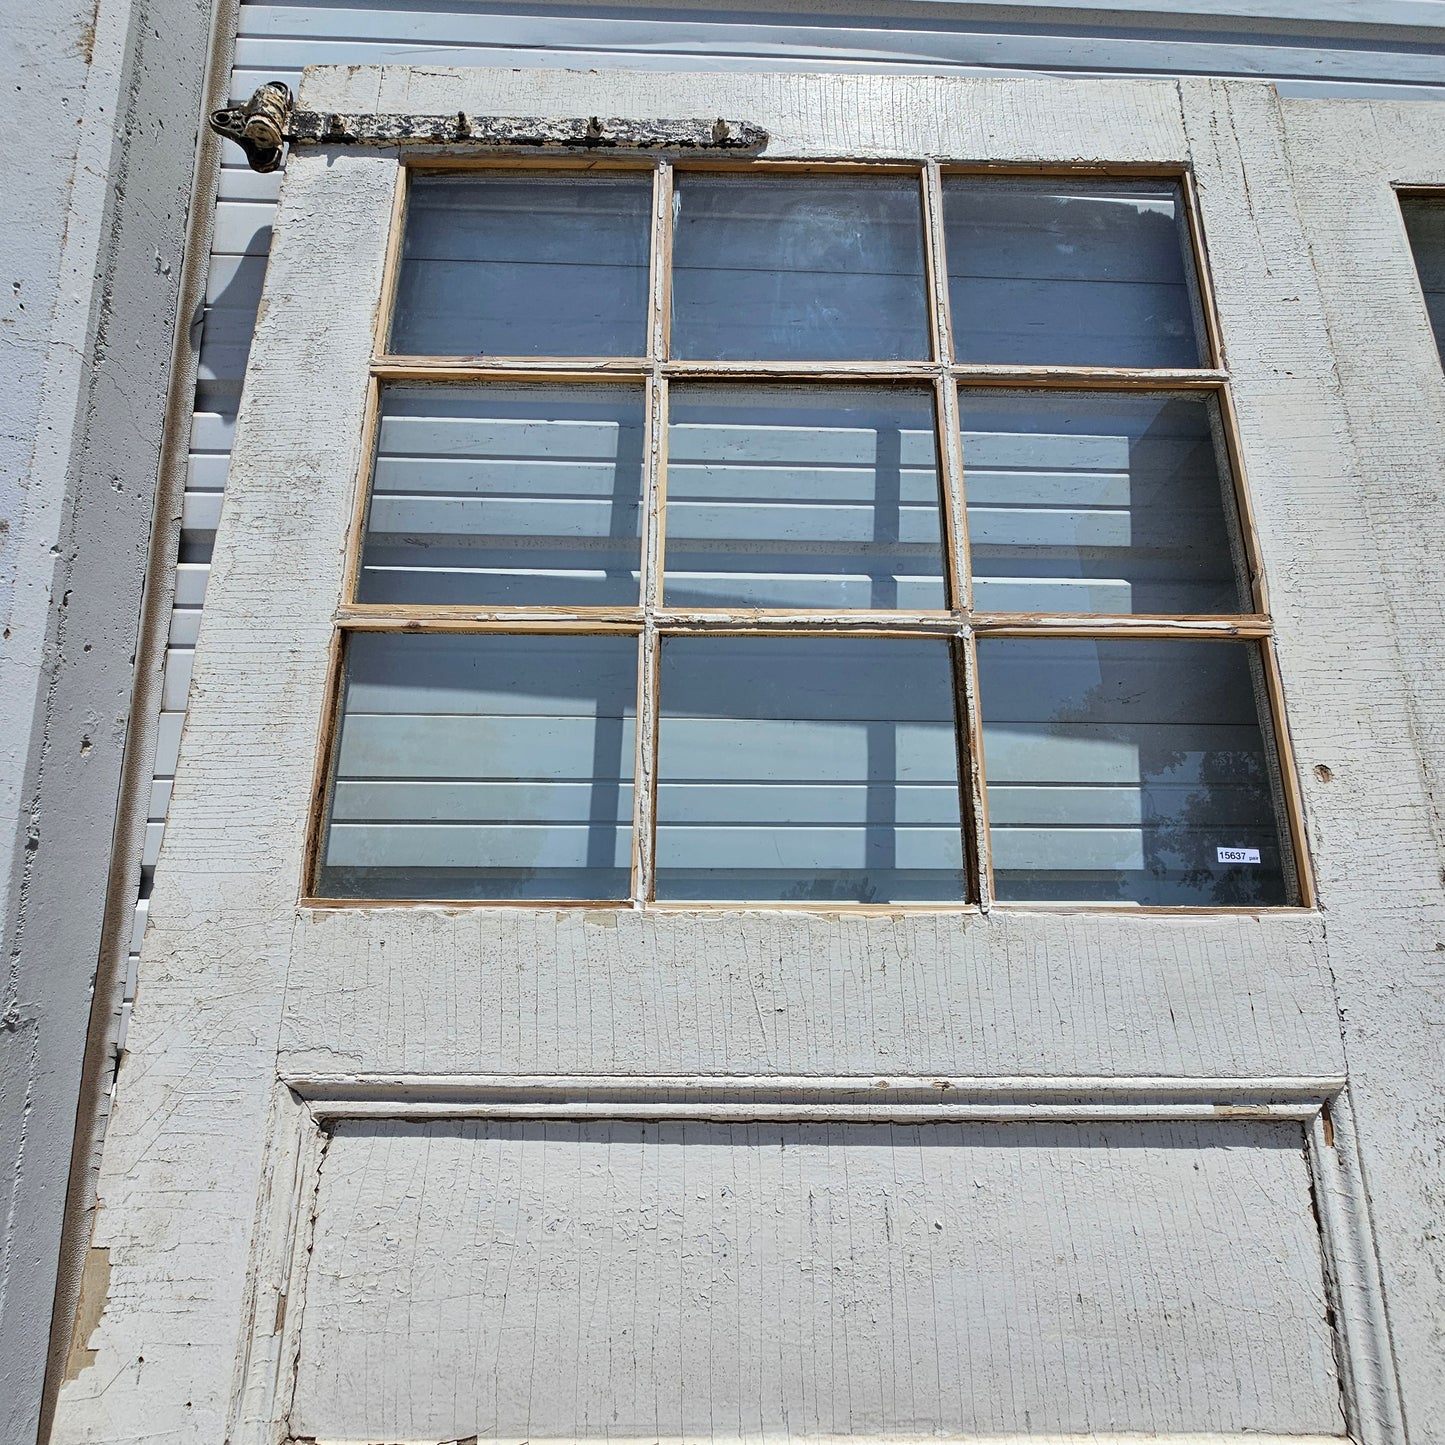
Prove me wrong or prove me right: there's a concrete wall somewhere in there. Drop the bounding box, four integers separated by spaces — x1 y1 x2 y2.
0 1 219 1441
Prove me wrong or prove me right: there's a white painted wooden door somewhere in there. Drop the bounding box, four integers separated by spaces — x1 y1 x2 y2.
55 65 1430 1445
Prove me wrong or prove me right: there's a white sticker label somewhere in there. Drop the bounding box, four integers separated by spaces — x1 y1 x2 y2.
1217 847 1261 864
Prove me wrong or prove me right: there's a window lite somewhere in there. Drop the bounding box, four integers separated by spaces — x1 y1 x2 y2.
312 163 1306 909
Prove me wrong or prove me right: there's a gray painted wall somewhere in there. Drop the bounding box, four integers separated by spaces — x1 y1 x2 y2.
0 1 217 1441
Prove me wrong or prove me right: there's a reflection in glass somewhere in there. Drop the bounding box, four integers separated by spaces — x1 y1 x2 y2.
318 634 636 900
391 174 651 356
977 639 1291 905
664 386 945 609
943 178 1202 367
1401 198 1445 364
358 385 644 607
655 638 963 901
670 176 929 361
960 391 1244 615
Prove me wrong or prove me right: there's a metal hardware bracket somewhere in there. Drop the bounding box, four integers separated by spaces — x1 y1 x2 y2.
209 82 769 174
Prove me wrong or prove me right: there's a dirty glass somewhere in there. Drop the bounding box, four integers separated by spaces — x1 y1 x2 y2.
943 178 1203 367
960 390 1244 615
317 633 637 900
977 638 1292 905
391 174 652 356
670 175 930 361
655 637 964 902
663 385 946 609
357 384 645 607
1401 197 1445 364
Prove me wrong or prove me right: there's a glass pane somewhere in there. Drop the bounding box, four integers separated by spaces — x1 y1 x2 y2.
318 633 636 901
670 175 929 361
664 385 945 609
943 178 1203 367
357 385 644 607
656 637 963 902
391 174 651 356
961 391 1244 615
1401 198 1445 365
977 639 1292 906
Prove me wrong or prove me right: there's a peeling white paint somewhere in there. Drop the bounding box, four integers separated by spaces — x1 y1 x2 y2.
49 67 1445 1445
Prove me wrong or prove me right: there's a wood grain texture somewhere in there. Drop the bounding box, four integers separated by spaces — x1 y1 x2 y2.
1269 96 1445 1444
279 907 1339 1080
58 69 1440 1445
51 148 401 1445
290 1117 1343 1441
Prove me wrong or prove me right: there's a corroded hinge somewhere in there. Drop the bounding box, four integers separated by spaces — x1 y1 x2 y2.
209 81 293 174
209 81 769 174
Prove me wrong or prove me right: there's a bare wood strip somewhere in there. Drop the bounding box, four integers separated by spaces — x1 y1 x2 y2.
329 610 1276 639
338 374 382 611
652 158 674 365
1260 636 1317 911
634 619 661 905
369 361 1228 386
971 614 1273 638
1182 168 1228 374
939 161 1196 179
286 1071 1344 1104
662 359 943 380
301 893 630 911
651 613 962 636
335 614 645 635
633 159 671 903
370 358 649 381
988 902 1317 917
950 365 1229 388
404 153 657 174
299 627 348 902
371 164 409 359
296 892 1316 918
959 631 994 912
1216 383 1273 617
300 1099 1326 1125
670 157 924 176
924 162 972 618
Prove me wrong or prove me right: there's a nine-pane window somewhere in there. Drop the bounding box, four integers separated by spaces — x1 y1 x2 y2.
314 163 1305 908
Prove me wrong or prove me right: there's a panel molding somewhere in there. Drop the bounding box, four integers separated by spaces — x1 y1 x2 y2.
290 1436 1349 1445
223 1076 1389 1445
258 1085 1369 1445
286 1071 1346 1122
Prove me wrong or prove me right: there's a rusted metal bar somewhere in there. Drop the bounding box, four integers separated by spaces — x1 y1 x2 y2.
209 82 768 173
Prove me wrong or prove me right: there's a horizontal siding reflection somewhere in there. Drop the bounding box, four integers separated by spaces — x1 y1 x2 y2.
977 639 1290 904
320 633 637 898
665 388 945 608
656 637 963 901
325 821 632 870
361 385 645 606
